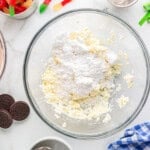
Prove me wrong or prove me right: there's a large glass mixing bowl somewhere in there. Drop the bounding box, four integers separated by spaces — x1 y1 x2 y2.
24 9 150 139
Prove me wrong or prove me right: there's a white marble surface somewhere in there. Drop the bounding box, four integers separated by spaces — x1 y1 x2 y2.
0 0 150 150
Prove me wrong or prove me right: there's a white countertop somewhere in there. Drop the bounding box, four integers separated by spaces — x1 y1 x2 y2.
0 0 150 149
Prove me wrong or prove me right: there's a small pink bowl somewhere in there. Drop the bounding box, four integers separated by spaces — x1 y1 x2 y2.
0 32 6 79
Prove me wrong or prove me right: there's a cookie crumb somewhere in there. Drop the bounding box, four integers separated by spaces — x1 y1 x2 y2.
116 84 121 92
117 95 129 108
102 114 111 123
62 122 67 128
54 113 60 119
124 73 134 88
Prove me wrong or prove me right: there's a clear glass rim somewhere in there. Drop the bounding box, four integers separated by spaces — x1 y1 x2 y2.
107 0 138 8
0 31 6 79
23 9 150 139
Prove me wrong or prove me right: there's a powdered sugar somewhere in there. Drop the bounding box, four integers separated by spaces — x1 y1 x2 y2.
41 29 122 120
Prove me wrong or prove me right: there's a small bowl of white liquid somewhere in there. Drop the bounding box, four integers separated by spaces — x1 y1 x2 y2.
31 137 72 150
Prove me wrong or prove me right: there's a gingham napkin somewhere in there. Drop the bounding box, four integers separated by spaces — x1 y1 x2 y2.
108 122 150 150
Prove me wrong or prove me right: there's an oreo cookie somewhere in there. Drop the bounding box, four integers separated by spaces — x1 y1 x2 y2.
10 101 30 121
0 109 13 129
0 94 15 111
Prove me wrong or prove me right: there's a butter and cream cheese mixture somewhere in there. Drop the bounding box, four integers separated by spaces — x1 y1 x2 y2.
41 29 133 122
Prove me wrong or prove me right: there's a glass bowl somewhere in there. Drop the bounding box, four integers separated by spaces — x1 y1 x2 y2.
0 0 38 19
0 31 6 79
107 0 138 8
24 9 150 139
30 137 72 150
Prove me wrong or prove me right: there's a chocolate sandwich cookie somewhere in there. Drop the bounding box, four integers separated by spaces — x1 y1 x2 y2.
10 101 30 121
0 94 15 111
0 109 13 129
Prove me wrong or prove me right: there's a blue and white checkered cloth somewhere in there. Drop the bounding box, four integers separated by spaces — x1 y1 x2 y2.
108 122 150 150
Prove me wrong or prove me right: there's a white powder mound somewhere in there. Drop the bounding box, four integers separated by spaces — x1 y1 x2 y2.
41 29 122 121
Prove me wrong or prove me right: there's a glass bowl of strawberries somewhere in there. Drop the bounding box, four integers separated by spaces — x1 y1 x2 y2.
0 0 38 19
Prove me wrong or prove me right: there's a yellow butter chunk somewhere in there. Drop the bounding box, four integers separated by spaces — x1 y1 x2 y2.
41 67 58 96
117 95 129 108
123 73 134 88
53 56 61 65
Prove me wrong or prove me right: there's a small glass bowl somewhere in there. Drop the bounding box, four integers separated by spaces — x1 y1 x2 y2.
0 31 6 79
0 0 38 19
30 137 72 150
108 0 138 8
